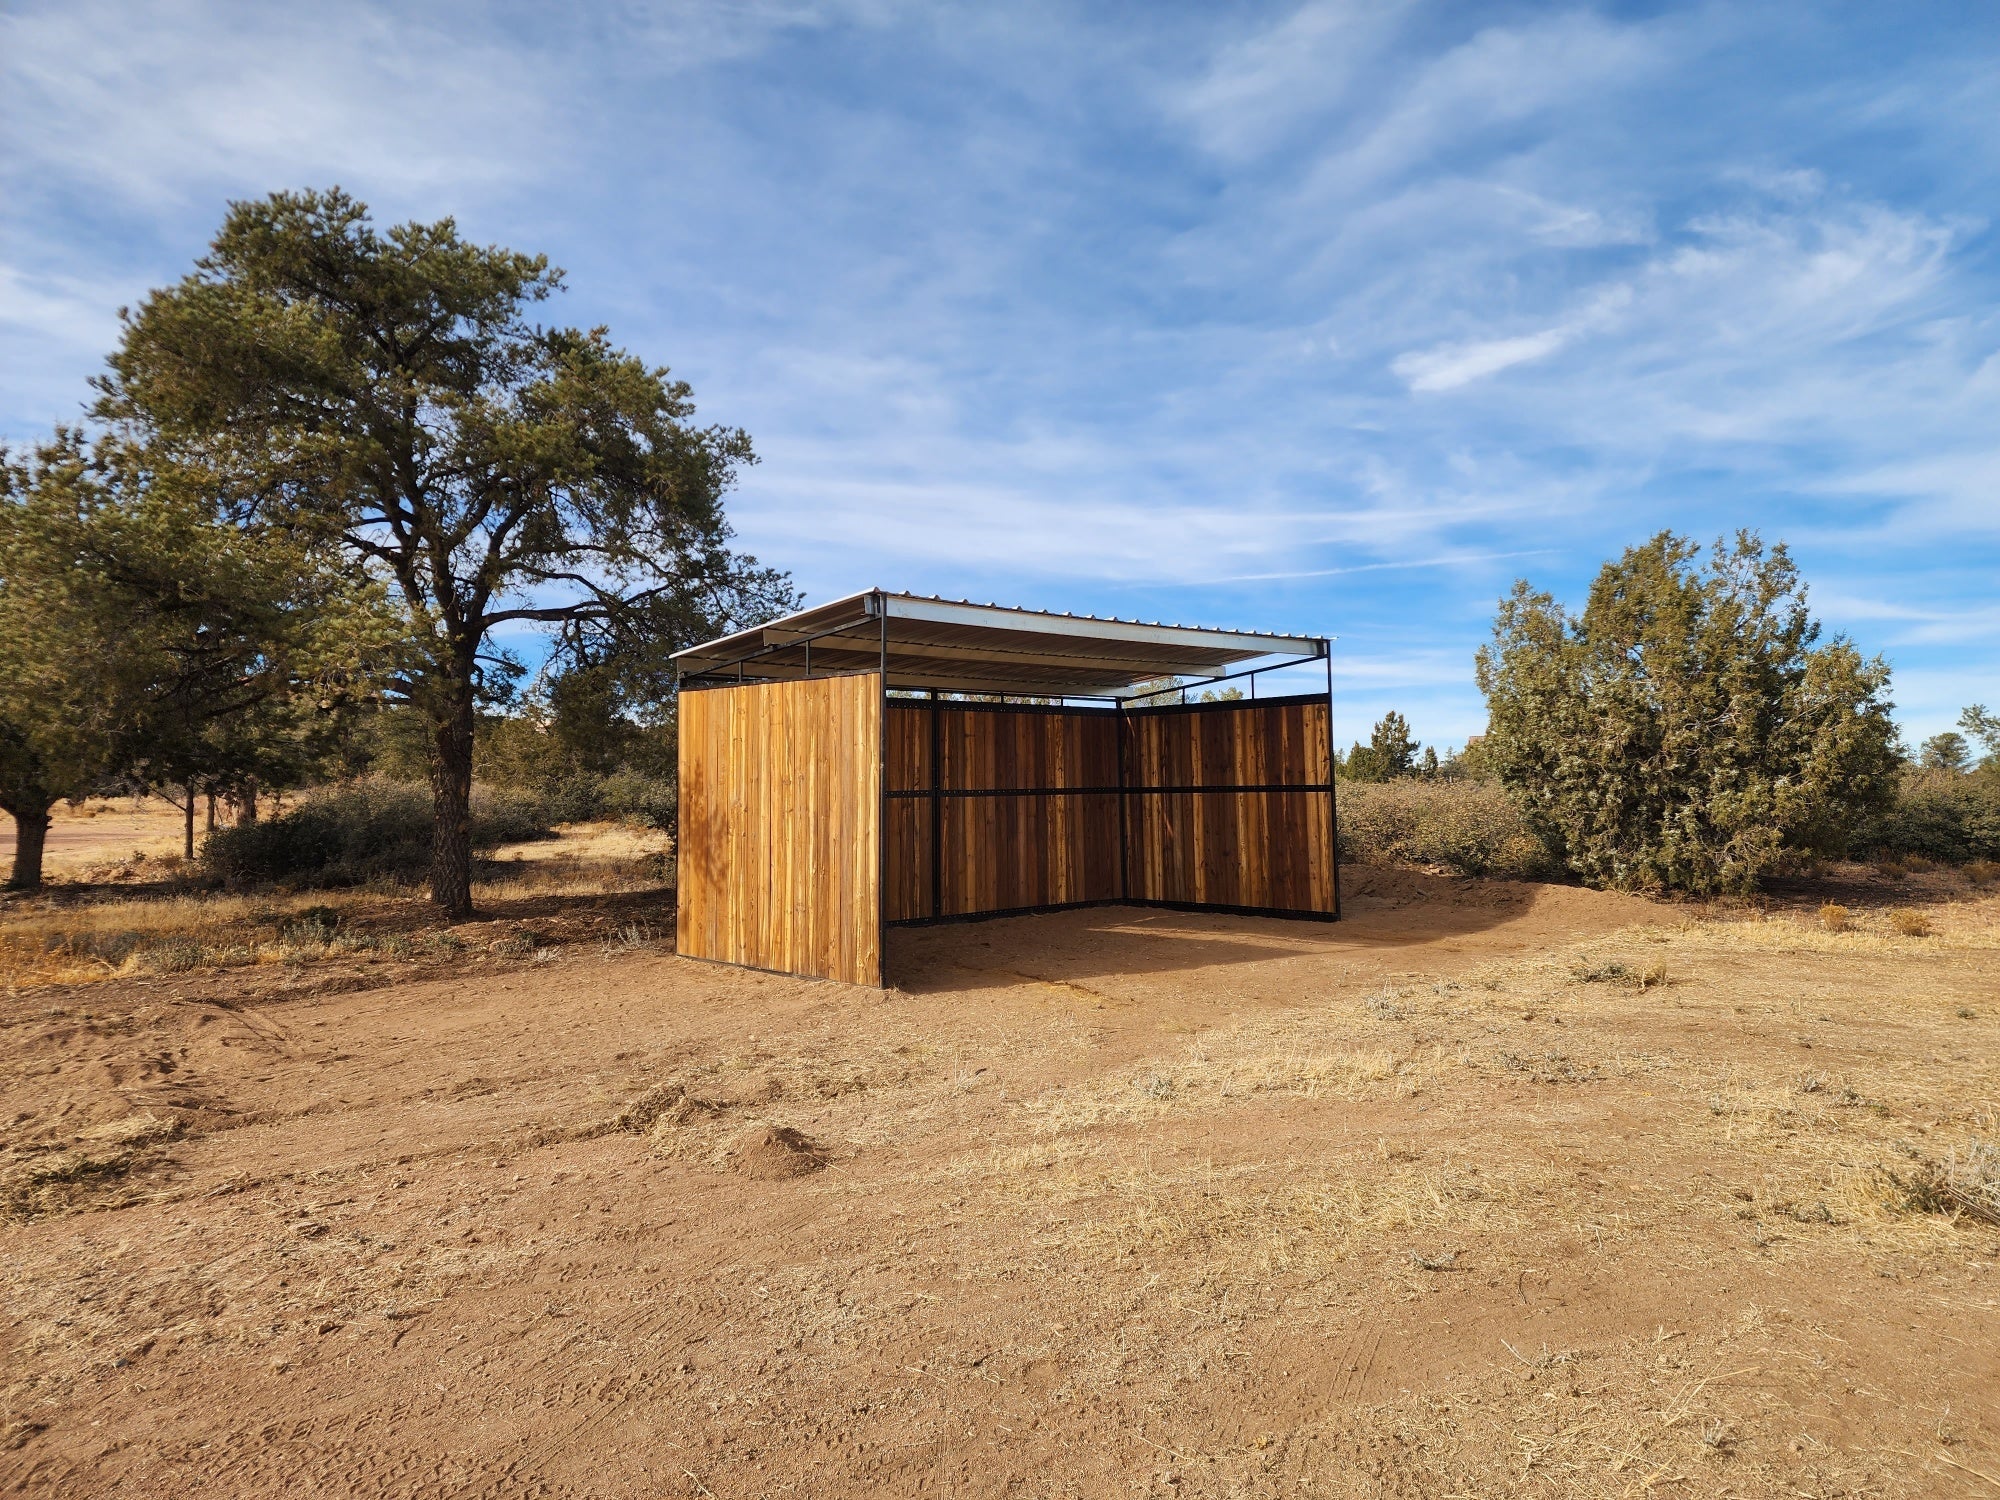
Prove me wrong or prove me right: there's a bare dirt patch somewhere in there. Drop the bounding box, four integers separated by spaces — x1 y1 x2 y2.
2 868 1995 1497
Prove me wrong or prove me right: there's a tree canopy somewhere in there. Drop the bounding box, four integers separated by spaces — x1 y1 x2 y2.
1341 710 1420 783
1475 532 1900 895
0 429 386 886
97 188 795 915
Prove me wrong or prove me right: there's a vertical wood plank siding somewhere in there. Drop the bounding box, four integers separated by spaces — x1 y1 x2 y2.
882 697 1334 923
676 675 882 985
883 704 1121 920
1123 701 1335 915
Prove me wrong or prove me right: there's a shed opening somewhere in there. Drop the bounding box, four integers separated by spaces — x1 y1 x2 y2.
672 590 1341 987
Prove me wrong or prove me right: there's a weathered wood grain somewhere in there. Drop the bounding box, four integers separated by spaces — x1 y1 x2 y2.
676 674 882 985
883 697 1333 922
1123 700 1336 915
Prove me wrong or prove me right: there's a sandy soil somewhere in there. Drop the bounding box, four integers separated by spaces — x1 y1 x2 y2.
3 868 1996 1497
0 800 192 876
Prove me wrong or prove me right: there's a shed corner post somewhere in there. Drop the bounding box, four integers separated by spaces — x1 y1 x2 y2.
1324 640 1342 921
1114 696 1129 903
876 592 890 988
672 659 685 953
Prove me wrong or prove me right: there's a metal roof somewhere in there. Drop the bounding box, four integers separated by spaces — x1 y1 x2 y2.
671 590 1327 701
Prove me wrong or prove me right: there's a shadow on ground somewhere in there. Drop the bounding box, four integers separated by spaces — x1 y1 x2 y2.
886 867 1616 990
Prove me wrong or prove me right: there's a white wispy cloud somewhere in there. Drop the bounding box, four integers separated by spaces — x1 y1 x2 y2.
1 0 1995 738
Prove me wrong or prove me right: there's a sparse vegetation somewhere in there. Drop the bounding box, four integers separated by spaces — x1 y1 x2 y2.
3 860 1995 1494
1335 778 1554 877
201 780 552 887
1880 1141 2000 1227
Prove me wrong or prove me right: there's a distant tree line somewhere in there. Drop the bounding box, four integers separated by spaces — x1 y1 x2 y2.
1 189 793 906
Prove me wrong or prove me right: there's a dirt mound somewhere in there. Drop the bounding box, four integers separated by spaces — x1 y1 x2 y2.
729 1124 825 1179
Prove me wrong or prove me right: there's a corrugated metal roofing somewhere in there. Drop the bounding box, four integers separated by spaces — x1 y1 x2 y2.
672 590 1326 700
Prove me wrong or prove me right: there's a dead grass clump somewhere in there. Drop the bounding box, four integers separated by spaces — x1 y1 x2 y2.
0 1115 183 1222
1364 989 1409 1021
1500 1050 1601 1084
1877 1141 2000 1227
1886 907 1932 938
1571 958 1668 989
1817 902 1851 933
1965 858 2000 887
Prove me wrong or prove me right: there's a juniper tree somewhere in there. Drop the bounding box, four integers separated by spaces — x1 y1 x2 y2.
1342 711 1420 782
1475 532 1899 895
1919 732 1971 773
97 189 793 917
0 434 136 887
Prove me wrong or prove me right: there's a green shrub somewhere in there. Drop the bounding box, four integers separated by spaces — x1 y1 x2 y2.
1476 534 1899 894
204 779 554 887
599 770 677 832
534 775 608 825
469 785 556 846
1867 769 2000 864
1336 780 1556 878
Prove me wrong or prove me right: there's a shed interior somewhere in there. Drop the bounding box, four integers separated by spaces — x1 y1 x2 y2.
673 592 1340 987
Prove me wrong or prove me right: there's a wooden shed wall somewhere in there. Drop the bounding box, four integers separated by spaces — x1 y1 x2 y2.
884 705 1121 920
1123 700 1336 916
676 674 882 986
884 696 1335 924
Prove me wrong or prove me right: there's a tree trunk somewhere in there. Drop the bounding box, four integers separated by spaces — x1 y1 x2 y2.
183 779 197 860
205 790 217 833
238 782 259 826
428 692 477 920
6 793 52 891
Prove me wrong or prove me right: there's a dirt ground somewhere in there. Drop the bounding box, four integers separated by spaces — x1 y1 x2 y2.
3 864 1997 1498
0 799 192 877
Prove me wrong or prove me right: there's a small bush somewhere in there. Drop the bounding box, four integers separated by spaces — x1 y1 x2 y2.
599 771 677 832
1868 768 2000 865
1817 902 1851 933
469 785 555 847
534 776 607 825
486 771 676 832
1887 908 1932 938
1965 859 2000 887
204 780 554 887
1336 780 1555 878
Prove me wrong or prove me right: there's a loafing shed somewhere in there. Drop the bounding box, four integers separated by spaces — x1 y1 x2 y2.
672 591 1342 986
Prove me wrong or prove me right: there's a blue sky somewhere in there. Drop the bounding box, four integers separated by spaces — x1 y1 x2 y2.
4 2 1996 749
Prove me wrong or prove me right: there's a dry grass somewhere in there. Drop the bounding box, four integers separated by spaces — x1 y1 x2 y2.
1697 898 2000 954
867 904 2000 1309
0 831 670 989
3 875 1996 1497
